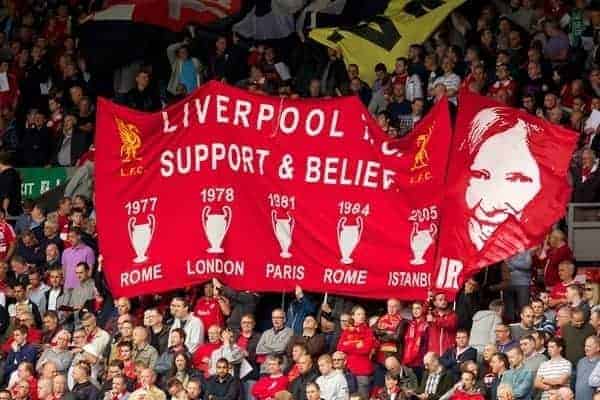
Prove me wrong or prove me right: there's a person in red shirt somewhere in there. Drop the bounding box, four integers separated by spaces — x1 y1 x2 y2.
427 293 458 356
193 281 228 330
535 229 573 289
192 325 222 375
117 342 137 381
252 355 288 400
0 62 19 112
0 209 16 262
402 302 429 369
450 371 485 400
488 64 518 106
55 197 72 244
549 260 576 308
374 298 406 366
372 371 405 400
285 343 308 382
336 306 375 398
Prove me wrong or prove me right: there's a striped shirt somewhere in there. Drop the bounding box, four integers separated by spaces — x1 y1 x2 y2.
424 370 442 395
536 357 572 400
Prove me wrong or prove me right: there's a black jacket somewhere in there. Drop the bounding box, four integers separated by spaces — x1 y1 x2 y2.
290 368 319 400
572 166 600 203
19 126 52 166
222 286 259 332
440 346 478 380
205 374 241 400
0 167 21 216
417 368 454 400
72 380 99 400
122 87 161 112
52 129 92 166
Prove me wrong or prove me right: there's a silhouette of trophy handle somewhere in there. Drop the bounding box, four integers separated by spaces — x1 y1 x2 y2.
429 222 437 238
356 216 363 242
147 214 156 238
271 210 278 235
202 206 210 234
128 216 136 246
222 206 232 235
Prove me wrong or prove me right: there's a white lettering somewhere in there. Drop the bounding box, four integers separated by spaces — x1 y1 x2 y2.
305 157 321 183
233 100 252 128
186 259 245 276
436 257 463 289
323 268 367 285
257 104 275 130
160 151 174 177
194 96 211 123
305 109 325 136
329 110 344 138
183 102 189 128
162 111 177 133
120 264 163 287
216 95 230 123
279 107 300 135
265 263 305 280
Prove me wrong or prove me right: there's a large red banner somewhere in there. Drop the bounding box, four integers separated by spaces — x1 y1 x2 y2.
95 81 452 299
434 91 578 295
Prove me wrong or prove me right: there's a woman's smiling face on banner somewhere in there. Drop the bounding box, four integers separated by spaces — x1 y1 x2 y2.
466 120 541 251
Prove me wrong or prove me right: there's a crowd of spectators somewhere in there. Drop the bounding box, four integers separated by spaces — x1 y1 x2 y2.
0 1 599 400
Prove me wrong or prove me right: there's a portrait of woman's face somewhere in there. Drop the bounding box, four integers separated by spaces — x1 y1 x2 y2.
465 119 541 250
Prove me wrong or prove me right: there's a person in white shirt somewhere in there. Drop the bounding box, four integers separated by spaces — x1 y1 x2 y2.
27 268 48 311
316 354 348 400
431 57 461 104
535 337 572 400
81 313 110 357
169 296 204 353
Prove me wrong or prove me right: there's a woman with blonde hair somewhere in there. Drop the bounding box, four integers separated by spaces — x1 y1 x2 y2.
584 282 600 308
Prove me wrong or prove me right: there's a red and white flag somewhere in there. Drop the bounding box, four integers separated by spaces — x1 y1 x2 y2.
434 91 577 296
97 0 242 31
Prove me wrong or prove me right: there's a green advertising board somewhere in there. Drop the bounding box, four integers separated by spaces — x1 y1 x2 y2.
17 167 71 199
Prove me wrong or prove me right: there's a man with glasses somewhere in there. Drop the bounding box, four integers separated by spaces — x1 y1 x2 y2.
36 329 72 374
251 356 288 400
205 358 240 400
331 351 358 394
495 324 518 353
256 309 293 373
144 308 169 355
236 314 260 400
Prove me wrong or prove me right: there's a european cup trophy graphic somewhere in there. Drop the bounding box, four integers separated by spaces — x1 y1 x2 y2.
128 214 156 263
337 216 363 265
202 206 232 254
409 222 437 265
272 210 294 258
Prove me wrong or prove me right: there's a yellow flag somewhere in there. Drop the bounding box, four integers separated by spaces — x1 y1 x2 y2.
309 0 466 86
